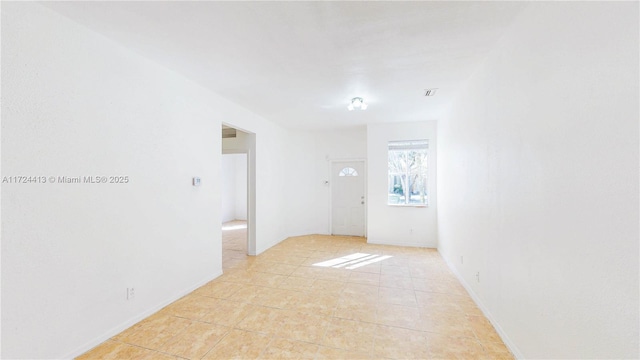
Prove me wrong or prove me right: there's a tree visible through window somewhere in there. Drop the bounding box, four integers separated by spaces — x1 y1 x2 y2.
388 140 428 205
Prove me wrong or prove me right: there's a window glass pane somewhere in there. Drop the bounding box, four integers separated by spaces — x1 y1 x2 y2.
388 140 428 205
339 167 358 177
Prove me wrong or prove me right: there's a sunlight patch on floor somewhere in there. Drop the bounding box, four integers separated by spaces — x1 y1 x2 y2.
312 252 393 269
222 223 247 231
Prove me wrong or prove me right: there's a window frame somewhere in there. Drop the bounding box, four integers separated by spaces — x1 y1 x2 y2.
387 139 429 208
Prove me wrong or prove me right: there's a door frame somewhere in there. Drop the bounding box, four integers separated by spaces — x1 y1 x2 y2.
328 159 367 237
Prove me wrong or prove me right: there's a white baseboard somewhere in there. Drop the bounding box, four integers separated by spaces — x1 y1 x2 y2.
367 238 436 248
440 254 524 359
62 270 223 359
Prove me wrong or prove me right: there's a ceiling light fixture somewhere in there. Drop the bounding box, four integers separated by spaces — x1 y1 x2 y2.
348 97 368 111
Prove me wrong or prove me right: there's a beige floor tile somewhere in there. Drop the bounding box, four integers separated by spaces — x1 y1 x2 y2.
375 303 421 329
315 267 350 281
111 319 147 343
416 313 476 338
159 322 229 359
333 301 377 323
273 254 309 266
252 288 306 309
322 317 376 353
413 276 467 295
202 329 271 359
315 346 372 359
292 293 338 317
76 340 130 360
192 280 246 299
76 340 154 360
378 286 417 307
411 277 430 292
223 259 246 270
347 271 380 286
460 301 485 316
409 266 434 279
380 264 412 277
248 261 278 273
259 338 318 359
300 257 327 266
428 333 486 359
342 283 379 298
159 295 219 320
274 310 331 343
308 279 346 295
263 263 299 276
290 266 323 279
480 340 514 359
468 315 503 343
373 325 429 359
304 251 335 260
379 274 414 289
455 295 484 314
145 352 181 360
278 276 315 291
288 249 316 258
200 299 258 326
218 269 254 284
246 271 288 287
415 290 463 308
349 262 382 274
226 284 267 304
339 291 378 307
235 306 284 334
115 315 192 350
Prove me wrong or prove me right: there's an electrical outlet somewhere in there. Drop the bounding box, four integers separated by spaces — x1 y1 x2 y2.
475 272 480 283
460 256 464 264
127 287 135 300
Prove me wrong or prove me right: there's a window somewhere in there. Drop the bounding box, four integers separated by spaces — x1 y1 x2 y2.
388 140 428 206
339 167 358 177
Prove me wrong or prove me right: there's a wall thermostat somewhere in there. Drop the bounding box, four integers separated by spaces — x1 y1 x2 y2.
192 177 201 186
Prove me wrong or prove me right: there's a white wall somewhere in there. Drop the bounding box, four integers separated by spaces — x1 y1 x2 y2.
220 153 247 223
234 155 247 221
1 3 288 358
285 127 367 236
367 121 437 247
221 155 237 222
437 2 639 359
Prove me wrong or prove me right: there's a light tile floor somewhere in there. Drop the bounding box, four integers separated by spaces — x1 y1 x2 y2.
78 221 514 359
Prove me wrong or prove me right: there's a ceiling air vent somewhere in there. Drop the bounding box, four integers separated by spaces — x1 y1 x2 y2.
424 88 438 97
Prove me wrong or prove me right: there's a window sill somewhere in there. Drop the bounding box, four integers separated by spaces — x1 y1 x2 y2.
387 204 429 208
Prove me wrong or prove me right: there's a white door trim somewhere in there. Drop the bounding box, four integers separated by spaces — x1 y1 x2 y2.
328 159 367 237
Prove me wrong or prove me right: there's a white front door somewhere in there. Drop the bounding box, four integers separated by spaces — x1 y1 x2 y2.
331 161 365 236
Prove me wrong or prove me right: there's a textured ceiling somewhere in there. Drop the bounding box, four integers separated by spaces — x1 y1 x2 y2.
44 1 527 129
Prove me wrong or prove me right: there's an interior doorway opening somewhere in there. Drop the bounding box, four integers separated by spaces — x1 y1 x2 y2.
221 152 248 269
221 124 256 270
